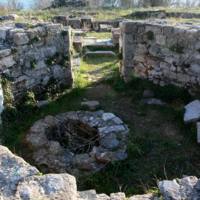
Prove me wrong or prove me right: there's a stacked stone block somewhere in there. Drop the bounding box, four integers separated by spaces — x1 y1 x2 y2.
0 23 73 98
119 21 200 88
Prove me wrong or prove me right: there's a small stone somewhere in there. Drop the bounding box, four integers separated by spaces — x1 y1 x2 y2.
102 133 120 149
36 100 49 108
61 150 74 163
81 101 100 110
96 152 111 163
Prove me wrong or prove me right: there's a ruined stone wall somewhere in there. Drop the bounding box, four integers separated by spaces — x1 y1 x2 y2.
119 21 200 88
52 0 89 7
130 10 200 19
0 23 73 98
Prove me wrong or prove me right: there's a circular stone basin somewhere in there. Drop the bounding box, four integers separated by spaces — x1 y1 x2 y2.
26 110 129 174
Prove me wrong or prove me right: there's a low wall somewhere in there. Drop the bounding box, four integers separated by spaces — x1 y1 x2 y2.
119 21 200 88
0 23 73 98
52 15 123 30
130 10 200 19
52 0 89 7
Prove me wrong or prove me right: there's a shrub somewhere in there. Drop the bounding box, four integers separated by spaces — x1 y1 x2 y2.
147 30 154 40
61 30 68 36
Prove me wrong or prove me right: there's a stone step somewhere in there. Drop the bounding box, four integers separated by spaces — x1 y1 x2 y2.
83 38 115 48
87 40 115 48
85 51 116 56
72 29 86 36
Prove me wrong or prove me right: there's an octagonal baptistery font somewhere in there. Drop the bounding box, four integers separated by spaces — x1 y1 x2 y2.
26 110 129 174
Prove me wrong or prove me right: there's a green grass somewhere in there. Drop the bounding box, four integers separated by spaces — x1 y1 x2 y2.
1 25 200 198
85 32 111 39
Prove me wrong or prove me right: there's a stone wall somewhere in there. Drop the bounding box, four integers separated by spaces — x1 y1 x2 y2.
130 10 200 19
119 21 200 88
0 23 73 99
52 15 123 30
52 0 89 7
1 144 200 200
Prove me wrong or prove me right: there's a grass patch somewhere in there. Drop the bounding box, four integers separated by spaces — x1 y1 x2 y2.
85 32 111 39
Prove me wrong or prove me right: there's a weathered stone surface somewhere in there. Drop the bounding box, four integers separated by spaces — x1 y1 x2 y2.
16 173 77 200
73 153 96 166
13 33 29 45
0 145 39 198
110 192 126 200
156 35 166 45
1 56 16 68
184 100 200 123
7 14 19 21
36 100 49 108
81 101 100 110
26 120 49 150
0 27 12 40
61 150 74 163
102 133 120 149
0 49 11 58
96 152 111 163
97 193 110 200
78 190 97 200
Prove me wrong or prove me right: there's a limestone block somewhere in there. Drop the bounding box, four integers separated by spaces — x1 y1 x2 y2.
185 29 198 40
26 28 38 39
177 73 190 83
145 25 161 35
78 190 97 200
9 28 24 38
189 63 200 75
7 14 19 21
15 22 27 28
0 27 12 40
97 193 110 200
110 192 126 200
1 56 16 67
159 180 182 200
122 66 134 76
15 174 77 200
13 33 29 45
36 27 46 37
163 69 177 79
0 145 39 198
156 35 166 45
191 76 197 83
44 24 63 35
163 26 174 35
184 100 200 123
160 62 170 70
0 49 11 58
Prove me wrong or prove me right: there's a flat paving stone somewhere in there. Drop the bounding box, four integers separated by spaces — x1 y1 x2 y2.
85 51 116 56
